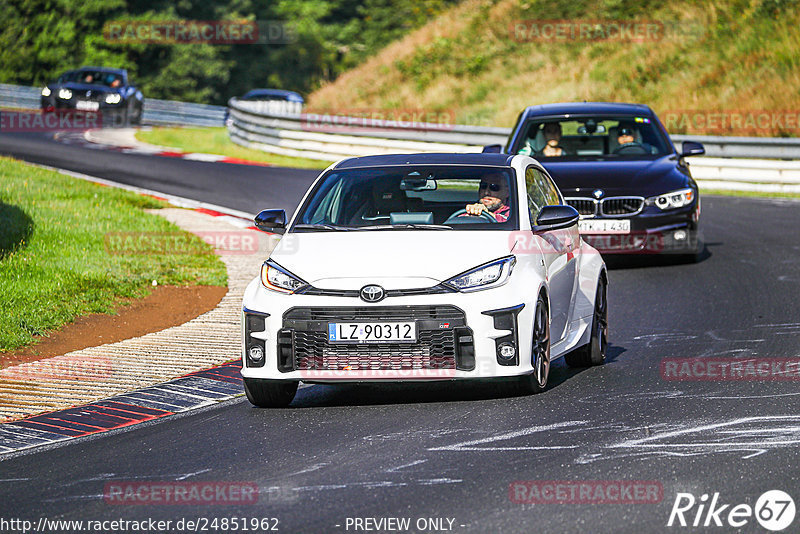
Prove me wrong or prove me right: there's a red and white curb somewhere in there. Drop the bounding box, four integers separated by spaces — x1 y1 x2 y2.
0 162 292 453
53 128 273 167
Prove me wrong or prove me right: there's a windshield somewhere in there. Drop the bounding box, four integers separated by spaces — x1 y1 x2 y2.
292 166 518 231
512 115 671 158
58 70 123 87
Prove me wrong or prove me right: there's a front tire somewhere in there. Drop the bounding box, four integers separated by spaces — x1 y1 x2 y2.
565 275 608 367
244 378 298 408
513 294 550 395
130 103 143 125
677 231 702 263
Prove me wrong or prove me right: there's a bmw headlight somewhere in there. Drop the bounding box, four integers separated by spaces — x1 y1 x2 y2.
648 188 695 210
58 88 72 100
260 260 307 294
105 93 122 104
41 87 51 97
444 256 516 292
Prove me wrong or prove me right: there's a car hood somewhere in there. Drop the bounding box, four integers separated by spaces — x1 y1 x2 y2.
540 156 690 197
269 231 514 289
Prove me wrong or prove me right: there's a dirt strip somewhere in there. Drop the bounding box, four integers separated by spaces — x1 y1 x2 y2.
0 208 273 422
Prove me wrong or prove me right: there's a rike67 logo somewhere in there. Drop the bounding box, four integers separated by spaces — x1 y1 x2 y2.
668 490 795 531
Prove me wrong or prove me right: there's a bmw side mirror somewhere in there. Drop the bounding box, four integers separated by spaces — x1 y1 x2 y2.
534 205 579 233
680 141 705 157
482 144 502 153
254 209 286 234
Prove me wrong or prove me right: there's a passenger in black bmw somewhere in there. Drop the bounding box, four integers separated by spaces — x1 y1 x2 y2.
537 122 569 157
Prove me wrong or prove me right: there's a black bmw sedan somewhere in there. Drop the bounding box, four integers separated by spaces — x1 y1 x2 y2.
501 102 705 257
40 66 144 126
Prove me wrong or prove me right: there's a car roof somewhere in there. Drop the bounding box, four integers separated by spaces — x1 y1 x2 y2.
242 89 304 102
76 66 127 75
333 153 516 169
519 102 654 118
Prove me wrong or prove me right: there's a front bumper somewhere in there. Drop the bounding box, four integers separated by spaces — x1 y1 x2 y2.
581 203 699 254
241 277 549 383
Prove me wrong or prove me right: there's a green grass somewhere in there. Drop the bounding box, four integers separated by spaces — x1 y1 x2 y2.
0 158 227 352
136 127 332 170
309 0 800 137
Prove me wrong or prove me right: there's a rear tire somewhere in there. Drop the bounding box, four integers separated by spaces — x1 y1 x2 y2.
565 275 608 367
513 294 550 395
244 378 298 408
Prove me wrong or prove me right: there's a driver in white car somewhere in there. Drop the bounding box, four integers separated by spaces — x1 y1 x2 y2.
464 173 511 222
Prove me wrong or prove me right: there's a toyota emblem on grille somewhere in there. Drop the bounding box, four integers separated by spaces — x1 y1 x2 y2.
360 285 385 302
593 189 604 199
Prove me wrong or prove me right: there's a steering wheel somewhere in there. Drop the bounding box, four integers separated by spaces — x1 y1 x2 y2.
447 208 497 223
613 143 648 155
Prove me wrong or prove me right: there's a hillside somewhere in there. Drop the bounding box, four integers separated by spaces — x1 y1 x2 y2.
307 0 800 136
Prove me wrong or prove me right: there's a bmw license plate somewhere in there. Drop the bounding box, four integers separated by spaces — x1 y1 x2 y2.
75 100 99 111
328 322 416 343
579 219 630 234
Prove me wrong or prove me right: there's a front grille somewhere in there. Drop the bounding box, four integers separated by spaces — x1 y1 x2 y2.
285 306 465 322
294 330 456 370
78 91 105 102
282 306 467 372
566 198 597 216
601 197 644 216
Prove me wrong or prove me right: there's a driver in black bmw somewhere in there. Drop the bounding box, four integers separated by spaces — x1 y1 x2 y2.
464 173 511 221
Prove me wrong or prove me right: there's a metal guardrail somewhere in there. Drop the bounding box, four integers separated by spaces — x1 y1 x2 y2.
0 83 40 110
227 99 800 192
0 83 226 127
2 84 799 192
670 134 800 160
142 98 226 127
227 99 800 160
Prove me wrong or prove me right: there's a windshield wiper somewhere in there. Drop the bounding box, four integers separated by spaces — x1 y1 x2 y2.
356 224 452 231
292 223 351 231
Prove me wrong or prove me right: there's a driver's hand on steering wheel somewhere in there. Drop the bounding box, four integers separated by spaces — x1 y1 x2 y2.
465 203 488 216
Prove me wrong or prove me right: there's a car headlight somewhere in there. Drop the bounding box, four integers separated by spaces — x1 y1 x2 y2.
105 93 122 104
260 260 308 294
41 87 51 97
444 256 516 292
58 88 72 100
648 188 695 210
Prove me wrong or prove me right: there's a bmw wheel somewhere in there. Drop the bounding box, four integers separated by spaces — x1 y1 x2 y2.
244 378 298 408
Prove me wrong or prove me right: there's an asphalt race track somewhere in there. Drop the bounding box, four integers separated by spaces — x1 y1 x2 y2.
0 132 319 215
1 132 800 533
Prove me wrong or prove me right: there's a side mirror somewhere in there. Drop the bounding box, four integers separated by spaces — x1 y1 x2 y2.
254 209 286 234
680 141 705 157
534 205 579 233
482 144 502 153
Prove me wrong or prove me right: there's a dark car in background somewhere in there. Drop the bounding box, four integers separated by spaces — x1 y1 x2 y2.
40 66 144 126
499 103 705 258
230 88 304 120
240 88 304 104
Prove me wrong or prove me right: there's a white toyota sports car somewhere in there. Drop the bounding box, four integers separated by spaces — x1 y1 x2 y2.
241 153 607 407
